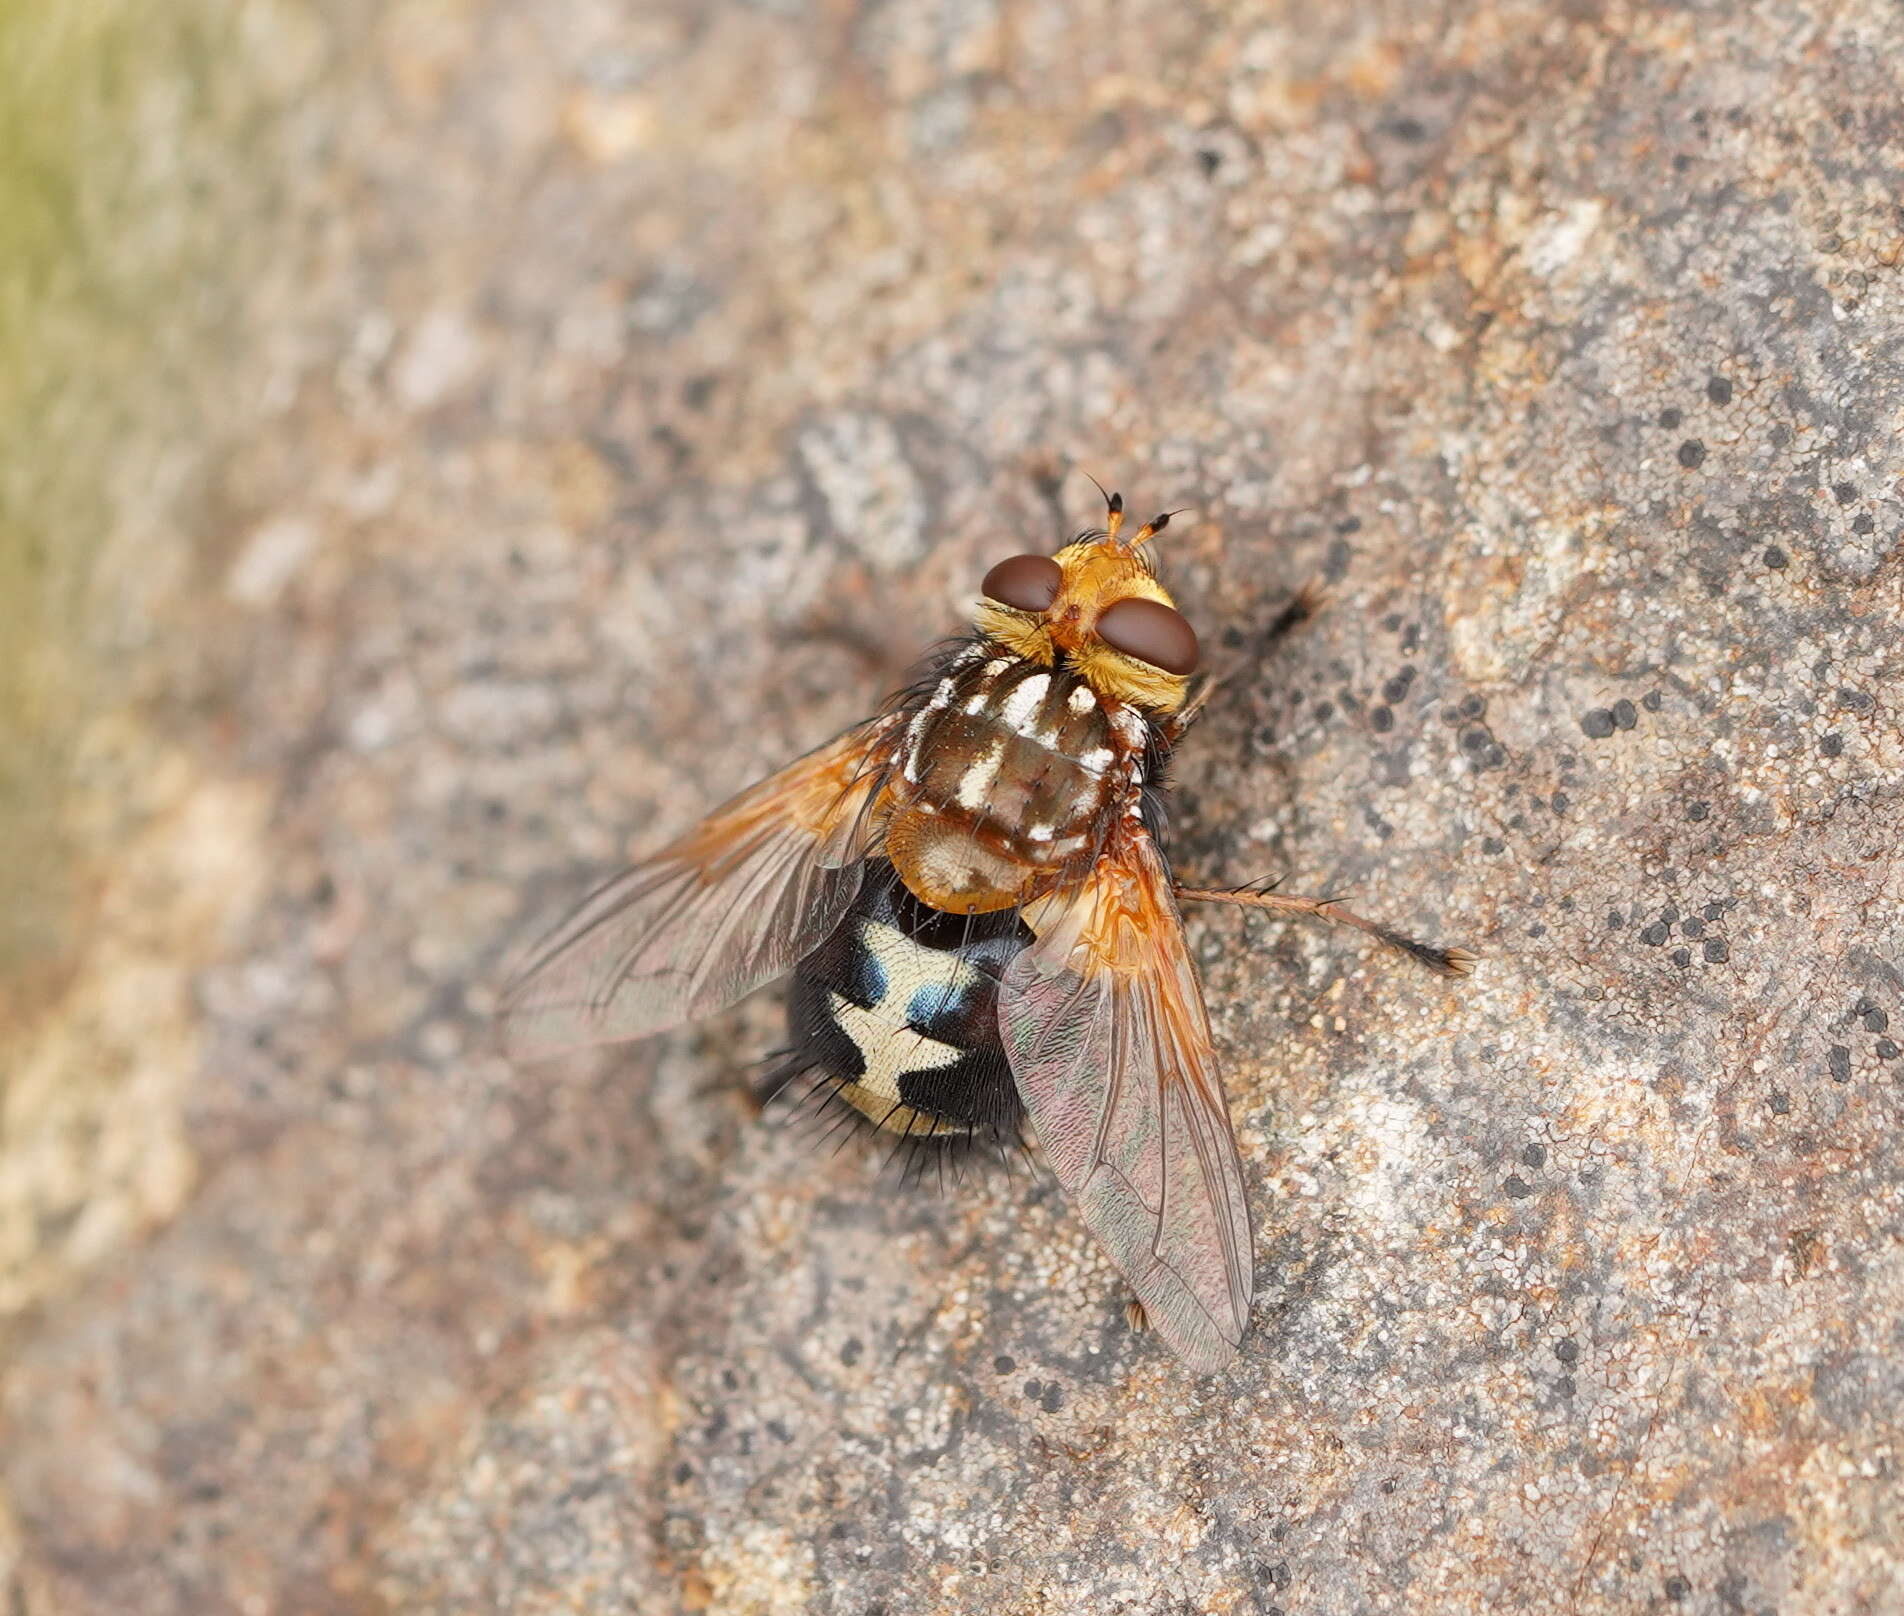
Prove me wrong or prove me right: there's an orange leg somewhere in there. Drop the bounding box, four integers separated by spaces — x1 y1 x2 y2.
1175 883 1477 978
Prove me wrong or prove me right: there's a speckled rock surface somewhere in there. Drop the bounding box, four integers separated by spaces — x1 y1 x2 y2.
4 1 1902 1612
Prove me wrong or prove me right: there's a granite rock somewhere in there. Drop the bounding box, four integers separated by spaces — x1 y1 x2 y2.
3 1 1902 1612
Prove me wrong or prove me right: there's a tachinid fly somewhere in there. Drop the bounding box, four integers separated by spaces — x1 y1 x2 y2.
501 487 1473 1371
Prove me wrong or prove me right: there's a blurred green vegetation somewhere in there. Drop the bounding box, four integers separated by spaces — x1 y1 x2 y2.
0 1 253 1019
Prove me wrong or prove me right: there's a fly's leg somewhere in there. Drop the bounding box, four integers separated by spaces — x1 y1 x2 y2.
1175 883 1477 978
1161 579 1330 746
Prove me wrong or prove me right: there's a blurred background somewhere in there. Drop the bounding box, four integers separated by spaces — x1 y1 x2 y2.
3 1 1901 1612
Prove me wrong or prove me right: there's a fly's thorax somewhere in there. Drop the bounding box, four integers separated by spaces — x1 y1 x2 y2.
884 645 1153 914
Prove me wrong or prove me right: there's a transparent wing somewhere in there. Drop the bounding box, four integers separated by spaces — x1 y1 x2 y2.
501 717 897 1059
998 825 1252 1372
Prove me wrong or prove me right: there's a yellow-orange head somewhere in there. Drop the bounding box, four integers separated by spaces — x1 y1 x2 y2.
973 489 1197 713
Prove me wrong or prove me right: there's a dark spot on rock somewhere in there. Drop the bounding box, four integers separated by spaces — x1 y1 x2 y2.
1527 923 1546 939
674 1461 693 1483
993 1354 1015 1373
1704 938 1729 963
1022 1379 1042 1400
1460 693 1487 718
1461 725 1489 753
1312 701 1334 724
767 1418 791 1442
1864 1006 1889 1034
1385 116 1428 142
1607 909 1624 929
1383 667 1415 703
1522 1143 1547 1169
1267 1562 1291 1589
1612 699 1637 730
1677 439 1707 468
1832 481 1859 505
840 1337 863 1366
1820 732 1844 757
1706 375 1733 405
1657 406 1682 429
1380 1477 1398 1494
1642 689 1663 711
1681 917 1705 938
1665 1574 1690 1602
1504 1174 1533 1198
1552 791 1569 813
1581 708 1616 739
1837 687 1873 711
1041 1384 1064 1412
1554 1338 1579 1365
1556 1374 1577 1398
1687 801 1709 821
1486 743 1507 769
1324 536 1352 581
1828 1045 1851 1083
1769 1090 1792 1115
1481 835 1505 855
1880 1039 1901 1061
1763 545 1788 569
1196 147 1222 177
1370 705 1394 732
1660 903 1679 923
1672 946 1693 967
1641 922 1669 946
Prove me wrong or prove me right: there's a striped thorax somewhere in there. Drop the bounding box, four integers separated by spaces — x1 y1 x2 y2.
885 653 1150 915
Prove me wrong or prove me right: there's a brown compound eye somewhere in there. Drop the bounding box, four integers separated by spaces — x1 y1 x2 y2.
981 553 1063 612
1095 596 1200 675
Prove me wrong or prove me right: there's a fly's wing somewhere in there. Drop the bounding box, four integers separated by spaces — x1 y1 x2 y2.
500 717 897 1059
998 824 1252 1372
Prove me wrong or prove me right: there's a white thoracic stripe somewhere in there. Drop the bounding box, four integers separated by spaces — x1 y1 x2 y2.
962 691 990 714
956 739 1006 809
1069 684 1096 714
1026 822 1056 842
1078 746 1115 774
999 673 1051 735
901 708 930 779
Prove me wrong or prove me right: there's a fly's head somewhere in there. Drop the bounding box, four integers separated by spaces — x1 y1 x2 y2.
973 489 1199 714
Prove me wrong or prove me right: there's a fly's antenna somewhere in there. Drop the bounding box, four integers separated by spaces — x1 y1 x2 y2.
1082 473 1126 545
1124 507 1186 553
1083 472 1185 555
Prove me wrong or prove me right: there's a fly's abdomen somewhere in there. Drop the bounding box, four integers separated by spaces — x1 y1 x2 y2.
784 861 1029 1142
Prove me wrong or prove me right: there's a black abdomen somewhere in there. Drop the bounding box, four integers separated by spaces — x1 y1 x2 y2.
781 860 1029 1144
